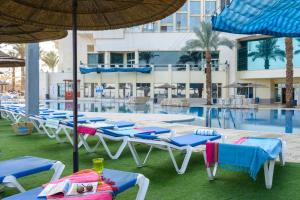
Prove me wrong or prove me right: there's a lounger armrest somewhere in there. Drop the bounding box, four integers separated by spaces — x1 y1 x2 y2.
50 161 65 181
136 174 150 200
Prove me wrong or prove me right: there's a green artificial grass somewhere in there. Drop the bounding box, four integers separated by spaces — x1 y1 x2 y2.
0 119 299 200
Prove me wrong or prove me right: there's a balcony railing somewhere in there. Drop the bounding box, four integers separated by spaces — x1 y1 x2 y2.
84 63 220 72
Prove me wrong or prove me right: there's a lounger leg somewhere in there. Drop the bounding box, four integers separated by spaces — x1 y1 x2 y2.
264 160 275 189
202 150 217 180
136 174 150 200
2 176 26 192
50 161 65 181
30 119 43 134
55 127 68 143
143 146 153 165
128 142 144 167
167 146 193 174
99 135 128 159
279 141 286 166
79 134 102 153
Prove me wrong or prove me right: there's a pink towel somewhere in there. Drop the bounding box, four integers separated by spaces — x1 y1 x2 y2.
234 137 247 144
78 126 97 135
206 142 218 167
45 170 113 200
48 193 112 200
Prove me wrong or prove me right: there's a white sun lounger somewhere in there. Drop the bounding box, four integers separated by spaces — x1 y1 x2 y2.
0 156 65 192
127 131 224 174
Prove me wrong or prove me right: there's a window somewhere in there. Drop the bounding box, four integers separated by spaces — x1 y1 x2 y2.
238 38 300 71
205 1 216 15
136 83 151 97
160 15 174 32
190 16 201 30
212 83 222 99
57 83 65 97
237 84 253 98
119 83 133 98
190 1 201 14
172 83 186 98
87 53 104 67
142 22 158 32
176 13 188 32
179 2 188 12
84 83 97 98
190 83 204 98
127 52 135 67
110 53 124 67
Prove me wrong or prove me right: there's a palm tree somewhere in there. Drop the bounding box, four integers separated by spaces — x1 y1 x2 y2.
41 51 59 72
178 51 202 68
11 44 25 92
182 22 234 105
248 38 285 70
285 37 293 108
8 51 18 91
139 52 158 66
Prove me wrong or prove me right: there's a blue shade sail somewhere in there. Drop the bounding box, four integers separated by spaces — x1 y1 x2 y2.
80 67 152 74
212 0 300 37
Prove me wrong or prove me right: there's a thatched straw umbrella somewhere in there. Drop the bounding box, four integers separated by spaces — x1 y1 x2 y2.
0 18 67 43
0 51 25 67
0 0 186 172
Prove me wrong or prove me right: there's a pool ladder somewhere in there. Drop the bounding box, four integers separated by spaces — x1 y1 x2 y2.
206 107 236 129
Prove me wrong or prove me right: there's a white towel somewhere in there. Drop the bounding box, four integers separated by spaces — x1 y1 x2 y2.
194 129 217 136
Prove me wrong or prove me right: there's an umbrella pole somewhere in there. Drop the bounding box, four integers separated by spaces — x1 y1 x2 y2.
72 0 79 173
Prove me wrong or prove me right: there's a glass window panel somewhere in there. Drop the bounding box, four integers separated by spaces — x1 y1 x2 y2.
172 83 186 98
110 53 124 67
142 22 158 32
176 13 188 31
205 1 216 15
190 83 204 98
87 53 104 67
179 2 188 11
190 16 201 30
87 53 97 67
190 1 201 14
160 25 173 32
161 15 173 24
127 52 135 67
136 83 151 97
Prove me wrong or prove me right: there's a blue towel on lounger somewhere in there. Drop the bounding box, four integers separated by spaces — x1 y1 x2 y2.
218 137 282 180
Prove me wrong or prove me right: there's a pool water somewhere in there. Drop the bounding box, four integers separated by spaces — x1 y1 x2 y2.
46 101 300 134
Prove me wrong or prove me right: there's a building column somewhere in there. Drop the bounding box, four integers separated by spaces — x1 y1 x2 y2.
134 50 139 67
25 43 39 116
104 51 110 67
168 64 172 99
186 64 190 99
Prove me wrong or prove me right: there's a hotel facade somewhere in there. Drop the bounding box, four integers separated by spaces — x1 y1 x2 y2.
41 0 300 106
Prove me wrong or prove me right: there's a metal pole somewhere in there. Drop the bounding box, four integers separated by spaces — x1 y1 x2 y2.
72 0 79 173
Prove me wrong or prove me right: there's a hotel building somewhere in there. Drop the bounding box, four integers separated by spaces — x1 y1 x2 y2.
40 0 300 106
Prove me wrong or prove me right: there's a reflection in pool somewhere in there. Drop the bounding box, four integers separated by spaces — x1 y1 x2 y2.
46 101 300 134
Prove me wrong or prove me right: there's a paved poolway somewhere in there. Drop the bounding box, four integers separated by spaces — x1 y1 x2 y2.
76 112 300 163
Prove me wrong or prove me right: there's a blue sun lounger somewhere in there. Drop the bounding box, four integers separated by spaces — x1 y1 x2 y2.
0 156 65 192
203 137 286 189
127 130 223 174
3 168 149 200
79 126 171 159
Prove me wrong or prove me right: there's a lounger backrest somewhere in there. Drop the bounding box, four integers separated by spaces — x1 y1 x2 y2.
45 119 60 129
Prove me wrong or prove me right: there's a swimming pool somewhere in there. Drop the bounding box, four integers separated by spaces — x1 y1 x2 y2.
46 100 300 134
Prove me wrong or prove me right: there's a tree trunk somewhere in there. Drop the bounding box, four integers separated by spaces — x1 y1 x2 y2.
11 68 15 91
205 51 212 105
285 37 294 108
